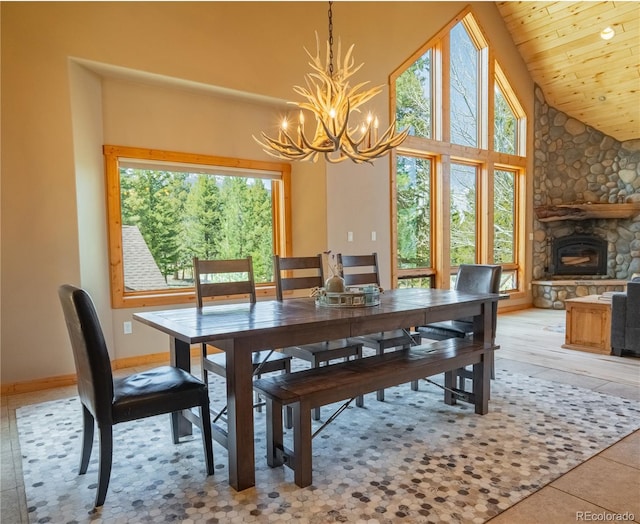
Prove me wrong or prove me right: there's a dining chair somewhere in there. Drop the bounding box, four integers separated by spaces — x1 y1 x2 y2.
418 263 502 388
193 256 292 419
273 254 364 420
58 284 214 507
337 252 422 401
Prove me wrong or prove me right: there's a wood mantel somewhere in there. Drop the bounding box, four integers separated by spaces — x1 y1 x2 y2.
534 202 640 222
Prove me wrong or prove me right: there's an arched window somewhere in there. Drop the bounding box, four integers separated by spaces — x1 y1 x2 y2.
391 8 526 293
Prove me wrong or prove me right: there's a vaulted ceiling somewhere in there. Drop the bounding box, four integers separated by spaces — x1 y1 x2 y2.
496 1 640 142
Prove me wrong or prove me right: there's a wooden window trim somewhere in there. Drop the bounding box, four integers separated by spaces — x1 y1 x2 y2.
104 145 292 308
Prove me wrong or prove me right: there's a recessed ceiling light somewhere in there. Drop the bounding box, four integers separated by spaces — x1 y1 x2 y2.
598 95 607 102
600 27 615 40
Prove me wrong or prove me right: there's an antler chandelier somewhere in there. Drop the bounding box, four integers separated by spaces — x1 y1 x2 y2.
254 2 408 164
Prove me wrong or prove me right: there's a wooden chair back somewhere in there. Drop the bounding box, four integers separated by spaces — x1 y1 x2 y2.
337 253 380 287
193 256 256 308
273 254 324 300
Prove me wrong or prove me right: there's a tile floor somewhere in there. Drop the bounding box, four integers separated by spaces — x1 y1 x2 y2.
2 323 639 523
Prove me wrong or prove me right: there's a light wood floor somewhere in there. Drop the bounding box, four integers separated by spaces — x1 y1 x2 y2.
496 308 640 388
2 307 639 523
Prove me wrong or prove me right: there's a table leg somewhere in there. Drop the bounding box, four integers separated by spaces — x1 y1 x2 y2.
170 337 193 439
224 340 255 491
472 300 493 411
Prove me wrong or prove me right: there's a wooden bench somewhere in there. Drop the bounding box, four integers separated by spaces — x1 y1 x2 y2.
253 338 492 487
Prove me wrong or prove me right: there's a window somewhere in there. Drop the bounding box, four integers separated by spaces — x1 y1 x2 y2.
104 146 291 308
450 22 479 147
391 8 526 293
450 162 477 266
493 169 516 264
494 63 522 155
395 154 434 287
395 49 432 139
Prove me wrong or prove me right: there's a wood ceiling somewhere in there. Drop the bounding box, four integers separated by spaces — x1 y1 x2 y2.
496 1 640 142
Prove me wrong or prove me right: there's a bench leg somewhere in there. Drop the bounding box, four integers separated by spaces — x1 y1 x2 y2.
265 398 284 468
292 401 313 488
355 345 364 408
444 370 456 405
376 347 385 401
310 358 322 421
284 406 293 430
411 379 419 391
473 355 490 415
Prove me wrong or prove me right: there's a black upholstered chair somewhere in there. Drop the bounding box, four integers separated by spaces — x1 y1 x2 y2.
611 279 640 357
418 264 502 342
193 257 292 417
418 264 502 389
274 254 364 420
58 284 214 507
337 252 421 401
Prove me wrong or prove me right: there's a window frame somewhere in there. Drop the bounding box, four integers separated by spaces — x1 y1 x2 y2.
104 145 292 308
389 7 527 295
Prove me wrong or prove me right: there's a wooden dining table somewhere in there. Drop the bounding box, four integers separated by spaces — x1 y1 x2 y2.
133 287 499 491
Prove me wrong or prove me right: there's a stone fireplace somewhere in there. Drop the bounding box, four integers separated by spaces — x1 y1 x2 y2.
531 87 640 309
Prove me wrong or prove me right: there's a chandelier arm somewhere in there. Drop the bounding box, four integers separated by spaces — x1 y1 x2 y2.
254 137 305 161
319 98 351 143
257 129 317 159
258 141 304 160
262 139 318 161
359 128 410 156
331 150 374 164
345 85 383 109
344 126 371 149
300 128 337 153
317 118 341 146
375 123 410 146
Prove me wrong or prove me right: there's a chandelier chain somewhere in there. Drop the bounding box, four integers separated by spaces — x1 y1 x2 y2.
328 1 334 76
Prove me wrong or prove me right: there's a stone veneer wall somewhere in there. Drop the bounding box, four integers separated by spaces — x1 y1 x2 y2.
533 86 640 289
532 280 627 309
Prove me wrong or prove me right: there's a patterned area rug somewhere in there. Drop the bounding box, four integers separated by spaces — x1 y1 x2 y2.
17 370 640 523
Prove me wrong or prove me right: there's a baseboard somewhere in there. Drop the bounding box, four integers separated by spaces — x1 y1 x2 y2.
1 347 203 396
499 303 534 313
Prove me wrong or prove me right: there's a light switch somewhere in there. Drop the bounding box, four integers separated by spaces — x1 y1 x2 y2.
347 231 353 242
371 231 377 241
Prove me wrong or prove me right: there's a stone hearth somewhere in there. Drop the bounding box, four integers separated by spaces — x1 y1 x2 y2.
532 278 627 310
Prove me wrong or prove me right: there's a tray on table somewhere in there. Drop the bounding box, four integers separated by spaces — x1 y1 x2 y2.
315 286 381 308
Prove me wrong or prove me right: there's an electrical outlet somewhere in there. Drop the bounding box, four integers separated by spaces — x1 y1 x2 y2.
123 321 132 334
347 231 353 242
371 231 377 241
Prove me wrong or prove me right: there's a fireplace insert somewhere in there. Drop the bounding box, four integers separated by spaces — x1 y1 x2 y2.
551 235 608 276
